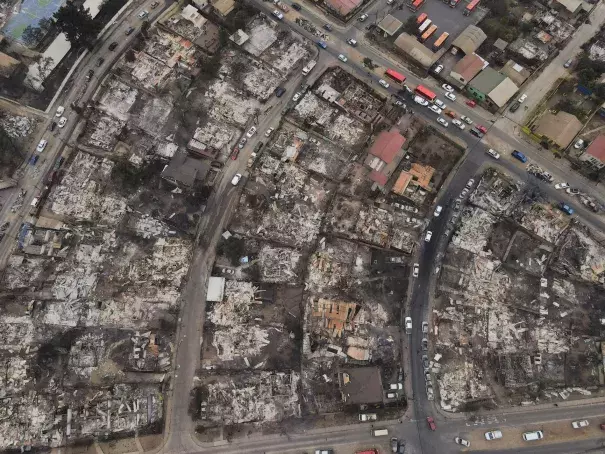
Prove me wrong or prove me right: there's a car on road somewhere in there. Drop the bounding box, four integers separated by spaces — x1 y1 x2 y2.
265 127 274 137
230 148 239 160
58 117 67 128
393 99 404 107
36 139 48 152
509 101 520 112
574 139 585 149
55 106 65 117
274 86 286 97
86 69 94 80
558 202 574 215
555 182 569 189
108 41 118 50
359 413 377 421
323 23 333 31
231 173 242 185
391 438 399 452
347 38 357 46
445 92 456 101
466 178 475 188
338 54 348 62
470 127 483 138
292 2 302 10
358 13 368 21
379 79 390 88
522 430 543 441
413 263 419 277
316 40 327 49
386 392 397 399
246 126 257 138
387 0 394 4
424 230 432 242
30 155 39 166
566 187 580 195
405 316 412 333
572 420 589 429
426 417 436 431
518 93 527 103
434 205 442 217
434 99 446 109
389 383 403 390
292 92 302 102
96 57 104 66
485 430 503 440
511 150 528 163
477 125 488 134
442 84 454 92
455 437 470 447
272 9 284 19
238 137 247 148
421 338 428 350
445 109 456 119
315 449 333 454
460 115 472 125
466 99 476 107
429 104 442 114
436 117 448 127
433 64 443 74
125 26 135 35
150 1 159 8
49 121 56 131
422 355 429 370
414 96 429 106
452 119 465 130
138 10 148 18
422 321 428 333
486 148 500 159
564 58 573 68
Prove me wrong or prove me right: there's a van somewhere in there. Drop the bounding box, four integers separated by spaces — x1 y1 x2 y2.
372 428 389 437
522 430 543 441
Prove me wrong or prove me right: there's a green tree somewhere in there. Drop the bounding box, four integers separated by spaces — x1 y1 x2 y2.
594 83 605 100
402 16 417 35
21 18 53 47
53 3 101 50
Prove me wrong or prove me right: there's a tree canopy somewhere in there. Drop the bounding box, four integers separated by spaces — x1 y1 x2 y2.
21 17 53 48
53 3 101 49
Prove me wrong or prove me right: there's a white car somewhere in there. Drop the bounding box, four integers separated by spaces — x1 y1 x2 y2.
461 115 473 125
434 205 442 217
445 92 456 101
572 420 589 429
466 178 475 188
272 9 284 19
379 79 390 89
58 117 67 128
36 139 48 152
405 316 412 334
437 117 448 127
138 10 148 18
414 96 429 106
452 119 465 130
434 64 443 74
389 383 403 390
292 92 302 102
429 104 442 114
231 173 242 185
434 99 446 109
485 430 503 440
358 13 368 21
455 438 470 447
265 127 274 137
347 38 357 46
425 231 433 242
442 84 454 92
246 126 257 138
55 106 65 117
386 0 394 4
413 263 419 277
523 430 543 441
518 93 527 103
422 321 428 333
555 182 569 189
486 148 500 159
338 54 348 62
574 139 585 149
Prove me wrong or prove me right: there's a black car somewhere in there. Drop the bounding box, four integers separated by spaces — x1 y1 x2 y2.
469 127 484 138
125 26 135 35
274 86 286 97
509 101 520 112
108 41 118 50
323 23 333 31
49 122 57 131
96 57 105 67
86 69 94 80
292 2 302 10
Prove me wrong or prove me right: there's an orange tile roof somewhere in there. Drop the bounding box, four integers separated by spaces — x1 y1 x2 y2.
409 163 434 189
392 171 412 195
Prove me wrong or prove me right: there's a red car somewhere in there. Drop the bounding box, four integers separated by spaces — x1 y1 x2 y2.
466 100 476 107
230 148 239 160
477 125 488 134
426 416 436 431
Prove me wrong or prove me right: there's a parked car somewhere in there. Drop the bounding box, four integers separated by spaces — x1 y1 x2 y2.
414 96 429 106
272 9 284 19
379 79 390 89
49 122 56 131
389 383 403 390
572 420 589 429
150 1 160 8
429 105 442 114
58 117 67 128
422 321 428 333
509 101 520 112
445 92 456 101
358 13 368 21
445 109 456 119
518 93 527 103
36 139 48 152
461 115 473 125
564 58 573 68
558 202 574 215
30 155 39 166
421 338 428 350
466 99 476 107
422 355 429 370
238 137 247 149
486 148 500 159
274 86 286 97
413 263 419 277
231 173 242 185
391 438 399 453
246 126 257 138
452 119 465 130
433 64 443 74
338 54 348 62
442 84 454 92
554 182 569 189
426 417 436 431
566 187 580 195
512 150 528 163
434 205 442 217
230 148 239 160
477 125 488 134
434 99 446 109
125 26 135 35
425 231 433 242
455 438 470 447
108 41 118 50
359 413 377 421
138 10 148 18
485 430 503 440
55 106 65 117
437 117 448 127
86 69 94 80
265 127 274 137
292 2 302 10
323 23 333 31
347 38 357 46
405 316 412 333
317 40 327 49
522 430 543 441
574 139 585 149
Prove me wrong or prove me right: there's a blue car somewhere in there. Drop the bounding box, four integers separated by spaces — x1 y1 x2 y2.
558 202 574 215
511 150 527 163
29 155 39 166
317 40 327 49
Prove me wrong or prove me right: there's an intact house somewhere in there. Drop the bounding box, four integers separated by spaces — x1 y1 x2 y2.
533 111 583 150
579 135 605 170
449 53 487 89
364 129 407 190
467 67 518 112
